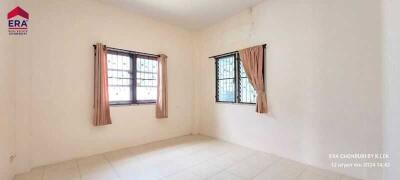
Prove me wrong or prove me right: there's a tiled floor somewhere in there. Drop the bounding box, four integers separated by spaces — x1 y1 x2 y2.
14 135 360 180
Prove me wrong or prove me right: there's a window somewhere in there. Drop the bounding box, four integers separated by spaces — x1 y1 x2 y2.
107 51 132 103
216 55 236 103
238 61 257 103
107 49 158 105
136 56 158 101
215 51 264 104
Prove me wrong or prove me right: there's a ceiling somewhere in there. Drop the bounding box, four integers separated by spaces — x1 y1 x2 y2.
98 0 265 30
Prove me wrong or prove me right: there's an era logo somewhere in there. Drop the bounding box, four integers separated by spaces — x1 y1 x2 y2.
7 6 29 35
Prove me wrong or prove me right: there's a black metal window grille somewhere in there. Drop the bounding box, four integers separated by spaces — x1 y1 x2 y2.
216 54 236 103
136 56 158 102
107 51 133 104
214 48 265 104
238 60 257 104
106 49 158 105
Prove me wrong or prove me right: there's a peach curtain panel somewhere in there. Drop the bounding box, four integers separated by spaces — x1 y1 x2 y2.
156 54 168 118
93 43 112 126
239 45 268 113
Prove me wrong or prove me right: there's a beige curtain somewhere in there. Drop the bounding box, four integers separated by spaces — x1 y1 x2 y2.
93 43 112 126
156 54 168 118
239 45 268 113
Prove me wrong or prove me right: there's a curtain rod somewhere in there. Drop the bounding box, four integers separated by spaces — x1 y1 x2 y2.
93 45 160 58
208 44 266 59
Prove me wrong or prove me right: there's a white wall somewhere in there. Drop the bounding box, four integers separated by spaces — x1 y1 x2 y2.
0 0 16 179
194 0 383 179
14 0 195 172
383 0 400 179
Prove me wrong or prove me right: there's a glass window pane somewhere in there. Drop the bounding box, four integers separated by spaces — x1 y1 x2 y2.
239 61 247 77
108 86 132 102
137 79 157 87
107 51 133 103
137 57 158 72
240 77 256 103
217 56 235 79
108 78 131 86
136 57 158 101
118 56 131 70
239 60 257 103
107 54 117 69
137 87 157 101
137 72 157 80
217 79 235 102
108 70 132 79
107 53 130 70
216 55 235 102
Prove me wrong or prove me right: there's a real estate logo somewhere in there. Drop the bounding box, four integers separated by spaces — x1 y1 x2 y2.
7 6 29 35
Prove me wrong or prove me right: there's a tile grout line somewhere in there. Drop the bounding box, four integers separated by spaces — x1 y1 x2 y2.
161 144 232 179
75 159 83 180
159 153 215 179
102 154 124 180
215 153 250 179
205 150 259 180
250 157 283 180
294 166 307 180
217 150 255 179
191 160 230 179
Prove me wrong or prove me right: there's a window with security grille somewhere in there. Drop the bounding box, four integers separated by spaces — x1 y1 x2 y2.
136 56 158 101
106 49 158 105
216 55 236 102
107 51 133 103
238 61 257 103
214 50 264 104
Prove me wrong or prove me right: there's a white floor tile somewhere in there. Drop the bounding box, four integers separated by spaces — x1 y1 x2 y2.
341 175 362 180
188 161 225 179
217 146 255 163
162 171 202 180
207 171 244 180
253 159 306 180
117 165 161 180
78 155 121 180
208 156 236 169
156 159 193 177
243 151 280 168
297 167 342 180
227 163 264 179
226 151 279 179
13 135 357 180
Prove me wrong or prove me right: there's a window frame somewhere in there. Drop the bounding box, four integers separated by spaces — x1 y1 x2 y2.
214 48 265 105
107 51 134 105
134 55 158 104
215 53 237 103
106 49 158 106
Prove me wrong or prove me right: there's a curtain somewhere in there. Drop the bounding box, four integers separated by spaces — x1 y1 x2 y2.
239 45 268 113
93 43 112 126
156 54 168 118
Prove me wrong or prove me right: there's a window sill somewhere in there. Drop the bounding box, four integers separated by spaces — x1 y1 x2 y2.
215 101 236 104
215 102 256 106
110 103 156 107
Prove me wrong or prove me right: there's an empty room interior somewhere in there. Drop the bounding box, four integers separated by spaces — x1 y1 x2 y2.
0 0 399 180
